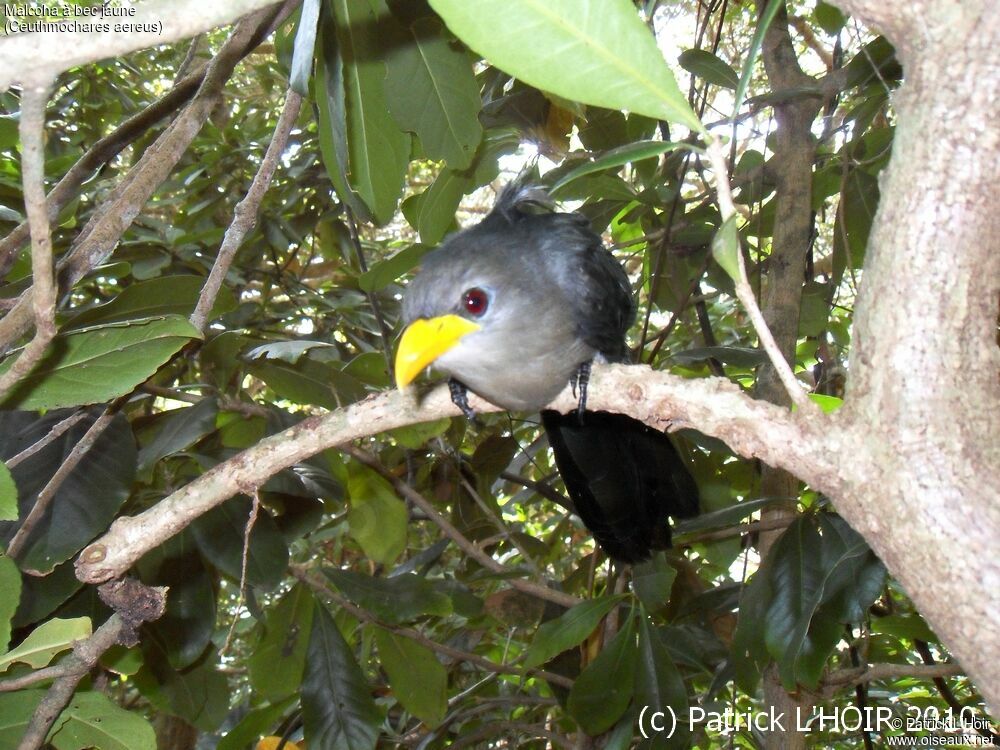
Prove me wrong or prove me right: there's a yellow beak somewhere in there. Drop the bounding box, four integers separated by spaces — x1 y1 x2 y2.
394 315 481 389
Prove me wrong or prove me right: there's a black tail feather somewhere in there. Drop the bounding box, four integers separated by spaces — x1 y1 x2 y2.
541 410 700 563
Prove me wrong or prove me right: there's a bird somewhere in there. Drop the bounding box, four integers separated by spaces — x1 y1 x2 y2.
394 183 699 562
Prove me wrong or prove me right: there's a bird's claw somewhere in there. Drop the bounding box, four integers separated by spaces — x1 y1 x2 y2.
571 361 592 422
448 379 480 425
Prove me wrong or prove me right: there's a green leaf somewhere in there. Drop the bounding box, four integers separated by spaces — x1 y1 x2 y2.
136 397 219 477
428 0 702 132
249 582 316 701
732 0 782 119
710 214 740 281
385 18 483 170
763 514 886 690
0 316 202 410
635 614 689 749
669 345 766 368
141 552 216 670
289 0 321 95
567 612 638 735
48 691 156 750
0 689 44 750
323 569 452 625
814 1 847 35
249 357 367 409
331 0 411 224
358 243 432 293
678 49 739 90
302 602 381 750
632 555 676 612
0 553 20 652
524 595 624 668
410 167 471 244
347 466 408 565
0 115 18 150
807 394 843 413
871 614 938 644
0 411 136 574
63 275 236 329
0 462 16 521
375 628 447 727
191 496 290 591
550 140 688 194
134 656 229 732
217 698 297 750
0 616 91 673
388 418 451 449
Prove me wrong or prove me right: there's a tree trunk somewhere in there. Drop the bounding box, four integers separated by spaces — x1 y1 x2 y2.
832 3 1000 711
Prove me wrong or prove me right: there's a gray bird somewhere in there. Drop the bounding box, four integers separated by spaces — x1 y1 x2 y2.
395 184 699 562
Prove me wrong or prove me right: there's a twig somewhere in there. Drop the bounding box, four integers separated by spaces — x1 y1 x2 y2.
343 206 395 377
499 470 570 511
7 408 117 565
292 566 574 690
344 446 578 609
0 84 57 402
190 88 303 331
822 662 963 690
221 491 261 657
5 411 88 469
705 135 817 414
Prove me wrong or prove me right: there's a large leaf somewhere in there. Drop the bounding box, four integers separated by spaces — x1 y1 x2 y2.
249 357 367 410
136 397 219 478
0 462 16 521
216 698 297 750
302 601 381 750
428 0 701 132
133 655 229 732
347 466 408 565
249 582 316 701
191 495 290 591
763 514 886 690
550 140 687 194
0 410 136 574
47 691 156 750
374 628 447 727
524 595 624 668
323 569 452 625
678 49 739 90
0 689 45 750
289 0 321 95
63 275 236 329
0 553 18 651
635 614 689 750
567 612 638 735
385 18 483 170
0 315 201 410
357 243 431 293
331 0 410 224
0 617 91 673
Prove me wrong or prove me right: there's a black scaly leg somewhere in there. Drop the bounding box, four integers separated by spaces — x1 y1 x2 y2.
570 360 592 422
448 378 478 422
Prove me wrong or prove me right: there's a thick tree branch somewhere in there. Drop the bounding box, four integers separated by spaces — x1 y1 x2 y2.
0 0 284 91
74 365 838 585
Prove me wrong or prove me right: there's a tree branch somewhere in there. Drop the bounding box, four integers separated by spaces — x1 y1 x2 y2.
74 365 838 585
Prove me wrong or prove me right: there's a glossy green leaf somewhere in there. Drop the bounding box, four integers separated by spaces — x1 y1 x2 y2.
289 0 321 95
428 0 701 132
388 418 451 449
216 698 297 750
249 357 367 409
679 49 738 90
347 466 408 565
0 462 15 521
136 397 219 477
710 214 740 281
0 316 201 410
323 569 452 625
48 691 156 750
764 514 886 690
814 1 847 35
142 552 216 670
191 496 290 591
635 614 689 750
375 628 447 727
63 275 235 329
871 614 937 644
332 0 411 224
0 616 91 673
302 602 380 750
249 582 316 701
567 612 637 735
0 553 20 652
0 411 136 574
385 18 483 169
358 243 432 293
524 595 624 668
0 690 45 750
632 555 677 612
807 394 843 413
550 140 688 194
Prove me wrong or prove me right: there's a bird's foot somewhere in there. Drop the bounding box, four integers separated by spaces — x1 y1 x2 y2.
448 379 480 424
570 360 592 422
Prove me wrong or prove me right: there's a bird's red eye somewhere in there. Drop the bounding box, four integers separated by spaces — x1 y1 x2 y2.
463 287 489 317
